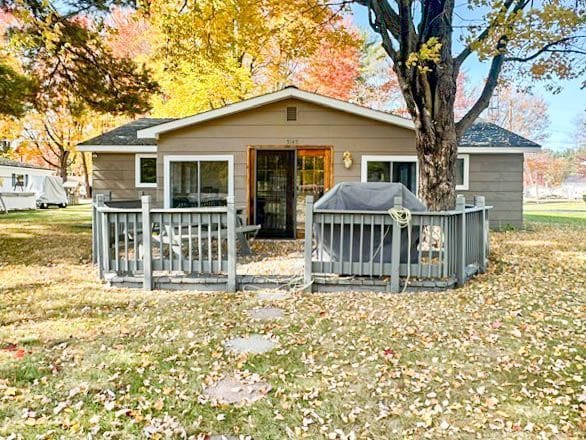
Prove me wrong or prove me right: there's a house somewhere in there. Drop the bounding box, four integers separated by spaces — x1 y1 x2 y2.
78 87 540 234
559 175 586 199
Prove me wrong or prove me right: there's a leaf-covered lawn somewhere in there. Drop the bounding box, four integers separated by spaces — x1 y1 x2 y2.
0 206 584 439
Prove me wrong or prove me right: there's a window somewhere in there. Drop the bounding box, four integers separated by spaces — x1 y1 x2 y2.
362 155 418 194
135 154 157 188
11 173 26 190
455 154 469 190
286 106 297 121
163 155 234 208
362 154 469 193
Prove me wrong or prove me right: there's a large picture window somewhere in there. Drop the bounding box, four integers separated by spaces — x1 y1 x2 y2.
164 155 234 208
135 154 157 188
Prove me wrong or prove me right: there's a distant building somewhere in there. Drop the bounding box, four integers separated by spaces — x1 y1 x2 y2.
560 175 586 199
0 158 54 192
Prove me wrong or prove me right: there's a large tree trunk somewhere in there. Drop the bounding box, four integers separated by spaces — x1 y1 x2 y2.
416 123 459 211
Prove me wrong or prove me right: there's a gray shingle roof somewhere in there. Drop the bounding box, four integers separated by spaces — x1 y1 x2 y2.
0 157 52 171
79 116 541 149
78 118 176 146
459 121 540 148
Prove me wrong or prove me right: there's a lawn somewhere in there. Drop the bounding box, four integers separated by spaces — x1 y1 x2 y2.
0 206 585 439
524 201 586 227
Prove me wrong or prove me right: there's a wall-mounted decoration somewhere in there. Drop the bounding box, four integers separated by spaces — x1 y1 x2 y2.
342 151 353 169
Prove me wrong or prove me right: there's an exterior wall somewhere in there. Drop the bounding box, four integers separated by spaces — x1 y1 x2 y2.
458 153 524 228
92 153 157 201
156 98 415 211
93 98 525 227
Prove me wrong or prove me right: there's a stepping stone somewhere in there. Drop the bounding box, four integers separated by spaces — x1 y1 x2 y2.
224 334 276 354
248 307 284 321
203 375 272 405
257 291 289 301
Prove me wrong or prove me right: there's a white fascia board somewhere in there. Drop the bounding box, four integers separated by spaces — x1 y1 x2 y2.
458 146 541 154
137 88 415 139
77 145 157 153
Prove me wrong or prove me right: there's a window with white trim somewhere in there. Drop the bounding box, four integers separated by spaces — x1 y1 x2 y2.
455 154 469 190
361 155 418 194
362 154 469 193
164 155 234 208
135 154 157 188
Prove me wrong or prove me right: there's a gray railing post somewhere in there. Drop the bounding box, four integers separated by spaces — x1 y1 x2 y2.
100 194 110 276
390 195 402 293
475 196 487 273
95 194 105 278
456 195 466 286
304 196 314 292
141 195 152 291
226 196 237 292
92 194 98 264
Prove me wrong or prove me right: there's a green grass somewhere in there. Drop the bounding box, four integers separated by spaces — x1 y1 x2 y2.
0 206 585 438
524 201 586 227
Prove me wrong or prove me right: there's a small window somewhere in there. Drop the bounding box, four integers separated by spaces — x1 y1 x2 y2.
135 154 157 188
286 106 297 121
455 154 469 190
12 173 25 190
362 156 418 194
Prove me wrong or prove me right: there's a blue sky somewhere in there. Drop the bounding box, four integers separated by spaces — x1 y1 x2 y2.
349 5 585 151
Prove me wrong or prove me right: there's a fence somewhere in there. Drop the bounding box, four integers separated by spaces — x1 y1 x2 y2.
92 194 490 293
93 194 236 291
304 194 491 292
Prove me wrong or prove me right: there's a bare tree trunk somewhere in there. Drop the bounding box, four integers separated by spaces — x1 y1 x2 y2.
416 124 459 210
81 152 91 198
60 150 69 182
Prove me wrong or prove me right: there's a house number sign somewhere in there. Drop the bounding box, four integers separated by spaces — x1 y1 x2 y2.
286 139 299 146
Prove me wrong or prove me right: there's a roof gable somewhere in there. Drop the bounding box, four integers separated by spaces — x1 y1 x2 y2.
78 88 541 152
136 87 415 139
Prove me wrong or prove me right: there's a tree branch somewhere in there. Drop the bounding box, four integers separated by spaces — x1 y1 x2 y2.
453 0 519 70
504 36 586 62
455 39 507 138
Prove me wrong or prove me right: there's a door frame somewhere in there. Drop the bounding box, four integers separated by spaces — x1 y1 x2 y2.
246 145 334 236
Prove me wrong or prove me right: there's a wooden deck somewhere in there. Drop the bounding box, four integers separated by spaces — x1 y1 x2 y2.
93 195 491 293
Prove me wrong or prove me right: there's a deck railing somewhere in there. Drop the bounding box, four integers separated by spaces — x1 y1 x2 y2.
92 194 237 291
92 194 490 292
304 194 491 292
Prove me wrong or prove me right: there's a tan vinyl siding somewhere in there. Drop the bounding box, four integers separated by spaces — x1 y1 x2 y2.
93 153 157 202
458 153 524 229
156 99 415 211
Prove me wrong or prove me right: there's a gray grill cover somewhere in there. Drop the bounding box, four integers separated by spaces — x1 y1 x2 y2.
313 183 427 267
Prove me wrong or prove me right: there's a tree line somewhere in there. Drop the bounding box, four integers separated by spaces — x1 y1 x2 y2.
0 1 583 206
